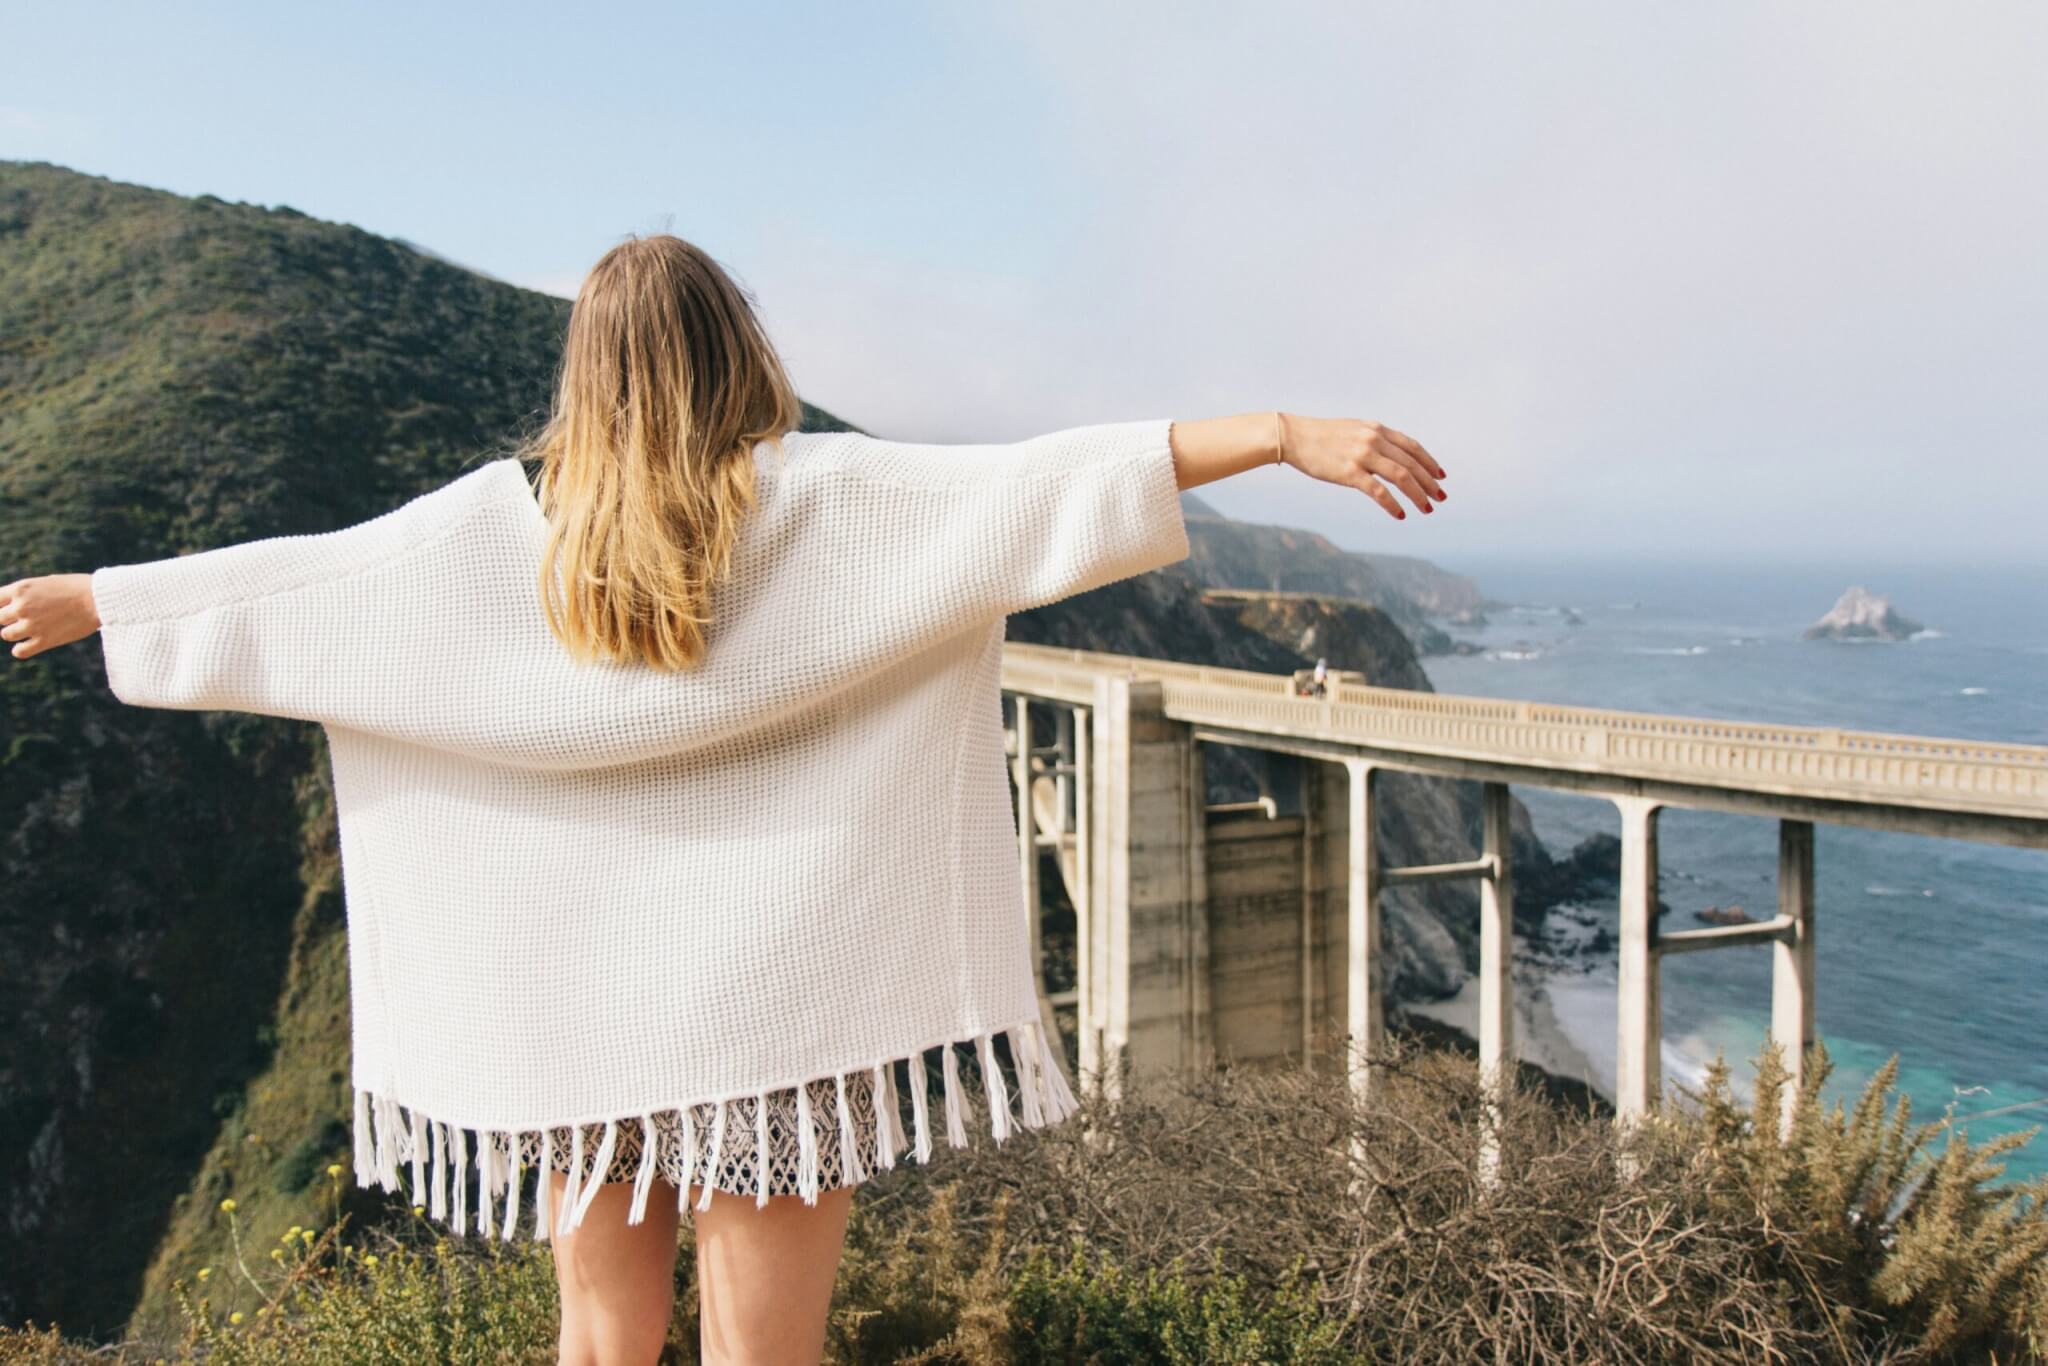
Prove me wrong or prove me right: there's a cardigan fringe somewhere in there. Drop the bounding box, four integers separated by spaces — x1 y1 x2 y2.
882 1059 906 1158
833 1071 866 1187
941 1044 967 1147
795 1076 820 1203
350 1017 1082 1239
534 1128 553 1240
908 1051 933 1163
626 1115 659 1226
675 1102 697 1214
477 1133 498 1239
556 1124 584 1238
503 1131 523 1242
696 1099 727 1215
571 1119 619 1229
868 1063 895 1172
753 1089 771 1209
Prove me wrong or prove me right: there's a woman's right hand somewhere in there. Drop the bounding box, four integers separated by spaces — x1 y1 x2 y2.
1278 413 1447 520
1 573 101 661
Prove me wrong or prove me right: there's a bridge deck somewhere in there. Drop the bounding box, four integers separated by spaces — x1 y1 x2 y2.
1001 642 2048 848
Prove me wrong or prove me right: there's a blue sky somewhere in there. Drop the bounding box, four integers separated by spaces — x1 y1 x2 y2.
4 1 2044 568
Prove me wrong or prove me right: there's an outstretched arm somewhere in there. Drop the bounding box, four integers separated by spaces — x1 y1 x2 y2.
827 410 1451 634
0 573 100 660
3 459 525 723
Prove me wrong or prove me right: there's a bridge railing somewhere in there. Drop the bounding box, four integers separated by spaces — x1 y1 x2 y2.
1001 643 2048 813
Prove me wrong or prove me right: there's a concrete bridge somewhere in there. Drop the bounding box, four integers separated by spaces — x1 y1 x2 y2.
998 641 2048 1147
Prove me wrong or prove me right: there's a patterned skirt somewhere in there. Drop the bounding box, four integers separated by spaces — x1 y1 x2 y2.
517 1069 905 1204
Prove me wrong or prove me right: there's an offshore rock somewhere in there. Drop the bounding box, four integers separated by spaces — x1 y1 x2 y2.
1803 585 1925 641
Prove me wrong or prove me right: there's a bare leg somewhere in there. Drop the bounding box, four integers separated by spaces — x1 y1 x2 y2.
548 1170 681 1366
692 1181 855 1366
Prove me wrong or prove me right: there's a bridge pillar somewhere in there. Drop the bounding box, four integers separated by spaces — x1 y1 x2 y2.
1011 696 1076 1075
1299 757 1323 1068
1343 758 1384 1098
1614 796 1664 1127
1478 780 1515 1188
1012 695 1044 984
1771 818 1816 1138
1341 758 1384 1199
1087 674 1209 1103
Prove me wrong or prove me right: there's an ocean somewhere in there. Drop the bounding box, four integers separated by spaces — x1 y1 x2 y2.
1416 554 2048 1184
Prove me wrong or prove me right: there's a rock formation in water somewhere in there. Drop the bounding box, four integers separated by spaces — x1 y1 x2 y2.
1803 585 1925 641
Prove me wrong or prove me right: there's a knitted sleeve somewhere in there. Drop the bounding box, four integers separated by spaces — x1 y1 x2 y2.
89 465 514 721
830 417 1191 625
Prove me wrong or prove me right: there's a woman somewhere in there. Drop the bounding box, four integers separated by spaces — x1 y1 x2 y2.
0 233 1446 1364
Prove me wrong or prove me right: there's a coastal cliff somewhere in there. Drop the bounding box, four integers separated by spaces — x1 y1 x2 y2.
1174 499 1487 651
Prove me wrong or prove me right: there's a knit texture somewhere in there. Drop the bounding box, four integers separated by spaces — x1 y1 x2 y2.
91 418 1190 1237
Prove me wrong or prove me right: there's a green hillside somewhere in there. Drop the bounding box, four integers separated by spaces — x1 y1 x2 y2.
0 159 856 1340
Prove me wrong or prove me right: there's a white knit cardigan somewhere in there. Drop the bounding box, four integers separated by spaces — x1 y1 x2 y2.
91 418 1190 1238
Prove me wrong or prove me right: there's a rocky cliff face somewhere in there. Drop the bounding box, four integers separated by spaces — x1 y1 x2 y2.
1193 588 1437 691
1178 504 1486 645
1803 585 1926 641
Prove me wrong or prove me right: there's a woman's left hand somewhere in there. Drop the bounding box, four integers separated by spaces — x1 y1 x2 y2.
0 574 101 660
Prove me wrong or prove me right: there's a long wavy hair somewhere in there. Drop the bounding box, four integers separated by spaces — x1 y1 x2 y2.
515 233 804 671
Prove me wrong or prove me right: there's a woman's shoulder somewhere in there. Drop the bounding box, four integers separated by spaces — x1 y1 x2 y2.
756 428 911 486
761 428 1013 491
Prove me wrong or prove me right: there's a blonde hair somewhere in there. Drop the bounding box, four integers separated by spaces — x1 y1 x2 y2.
515 233 804 671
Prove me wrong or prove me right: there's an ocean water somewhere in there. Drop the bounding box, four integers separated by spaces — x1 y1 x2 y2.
1417 554 2048 1184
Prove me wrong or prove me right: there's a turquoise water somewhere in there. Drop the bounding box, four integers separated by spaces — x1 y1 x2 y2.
1419 554 2048 1183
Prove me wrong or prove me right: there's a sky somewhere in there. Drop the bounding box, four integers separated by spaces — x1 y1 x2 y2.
4 1 2044 570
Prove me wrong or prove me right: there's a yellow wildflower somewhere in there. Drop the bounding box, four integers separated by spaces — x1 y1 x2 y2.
270 1248 284 1261
196 1267 212 1281
301 1230 315 1245
326 1162 343 1178
412 1204 425 1217
229 1311 244 1325
219 1197 236 1213
363 1254 379 1267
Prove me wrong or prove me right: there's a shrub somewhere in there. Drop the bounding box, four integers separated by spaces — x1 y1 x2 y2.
5 1038 2044 1364
1645 1038 2048 1360
1006 1243 1350 1364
